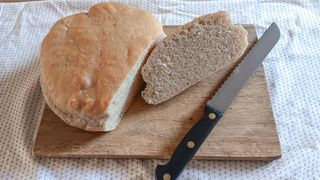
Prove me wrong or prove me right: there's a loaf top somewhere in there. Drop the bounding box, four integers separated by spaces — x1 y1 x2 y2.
40 3 163 117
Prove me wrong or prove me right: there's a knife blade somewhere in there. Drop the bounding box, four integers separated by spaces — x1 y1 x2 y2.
155 23 280 180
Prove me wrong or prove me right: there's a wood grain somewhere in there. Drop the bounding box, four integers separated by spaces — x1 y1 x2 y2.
33 25 281 160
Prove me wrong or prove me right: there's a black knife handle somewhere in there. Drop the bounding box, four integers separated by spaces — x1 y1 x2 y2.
155 104 223 180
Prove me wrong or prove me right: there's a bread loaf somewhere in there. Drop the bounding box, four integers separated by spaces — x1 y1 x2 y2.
40 3 164 131
141 11 248 104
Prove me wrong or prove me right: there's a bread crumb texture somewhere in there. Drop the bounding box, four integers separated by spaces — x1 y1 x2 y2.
141 11 248 104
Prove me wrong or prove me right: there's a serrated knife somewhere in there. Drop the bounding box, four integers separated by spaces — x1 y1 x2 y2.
155 23 280 180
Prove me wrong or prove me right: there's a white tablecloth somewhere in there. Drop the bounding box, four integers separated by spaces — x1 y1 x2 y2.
0 0 319 179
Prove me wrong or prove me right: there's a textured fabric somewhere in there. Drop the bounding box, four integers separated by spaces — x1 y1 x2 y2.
0 0 319 179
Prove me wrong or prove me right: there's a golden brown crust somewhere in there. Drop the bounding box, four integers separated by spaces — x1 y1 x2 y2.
40 76 94 130
40 2 163 117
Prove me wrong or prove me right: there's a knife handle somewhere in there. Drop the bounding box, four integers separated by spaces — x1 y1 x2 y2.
155 104 223 180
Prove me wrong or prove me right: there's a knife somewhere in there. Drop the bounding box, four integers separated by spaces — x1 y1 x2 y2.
155 23 280 180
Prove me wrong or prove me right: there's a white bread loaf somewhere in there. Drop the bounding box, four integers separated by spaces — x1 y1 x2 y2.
40 3 165 131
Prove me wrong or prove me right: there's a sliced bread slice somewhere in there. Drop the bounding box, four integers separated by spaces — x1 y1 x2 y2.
141 11 248 105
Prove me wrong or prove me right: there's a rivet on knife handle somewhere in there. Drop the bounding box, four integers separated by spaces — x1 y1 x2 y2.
155 104 223 180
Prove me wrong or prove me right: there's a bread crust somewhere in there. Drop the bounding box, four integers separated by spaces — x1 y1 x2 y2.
40 3 164 131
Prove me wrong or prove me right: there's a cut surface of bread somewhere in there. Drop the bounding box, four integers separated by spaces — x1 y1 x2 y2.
40 2 164 131
141 11 248 105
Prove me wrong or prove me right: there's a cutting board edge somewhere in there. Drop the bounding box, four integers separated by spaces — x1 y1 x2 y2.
33 151 282 161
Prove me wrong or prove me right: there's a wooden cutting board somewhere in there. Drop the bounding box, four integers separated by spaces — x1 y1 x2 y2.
33 25 281 160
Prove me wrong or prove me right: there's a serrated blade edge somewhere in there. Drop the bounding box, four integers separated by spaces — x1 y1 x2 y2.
207 23 280 113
